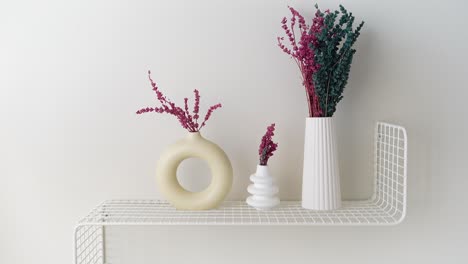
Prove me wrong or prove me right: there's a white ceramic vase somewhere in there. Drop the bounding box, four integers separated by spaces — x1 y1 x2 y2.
302 117 342 210
246 165 280 210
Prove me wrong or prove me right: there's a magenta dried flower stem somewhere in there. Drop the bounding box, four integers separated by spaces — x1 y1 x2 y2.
258 123 278 166
193 89 200 129
278 6 324 117
279 5 364 117
200 103 222 129
137 71 222 132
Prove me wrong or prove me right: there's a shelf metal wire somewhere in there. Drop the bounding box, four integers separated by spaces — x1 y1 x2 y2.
74 122 407 264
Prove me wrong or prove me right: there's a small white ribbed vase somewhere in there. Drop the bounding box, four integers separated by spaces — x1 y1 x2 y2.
246 165 280 210
302 117 341 210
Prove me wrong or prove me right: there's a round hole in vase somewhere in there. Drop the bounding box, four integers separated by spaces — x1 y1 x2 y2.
176 158 212 193
156 132 233 210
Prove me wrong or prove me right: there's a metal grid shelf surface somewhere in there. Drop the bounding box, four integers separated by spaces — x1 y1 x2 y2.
78 199 403 226
74 122 407 264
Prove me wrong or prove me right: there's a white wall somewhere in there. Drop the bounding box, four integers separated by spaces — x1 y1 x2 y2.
1 0 468 263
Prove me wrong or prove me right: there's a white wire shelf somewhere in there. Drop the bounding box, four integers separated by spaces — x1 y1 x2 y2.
77 199 404 226
74 122 407 264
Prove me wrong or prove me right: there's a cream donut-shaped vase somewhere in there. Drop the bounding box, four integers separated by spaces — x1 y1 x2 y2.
156 132 233 210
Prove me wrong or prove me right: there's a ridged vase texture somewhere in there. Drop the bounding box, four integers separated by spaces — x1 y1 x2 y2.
246 165 280 210
302 117 342 210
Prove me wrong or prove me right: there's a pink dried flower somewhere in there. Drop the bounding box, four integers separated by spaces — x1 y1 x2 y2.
258 124 278 166
278 7 324 117
137 71 222 132
200 103 222 129
193 89 200 128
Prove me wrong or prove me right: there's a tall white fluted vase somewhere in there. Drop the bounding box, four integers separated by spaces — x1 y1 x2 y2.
302 117 342 210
